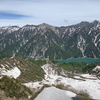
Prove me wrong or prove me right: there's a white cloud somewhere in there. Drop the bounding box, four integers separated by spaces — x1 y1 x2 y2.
0 0 100 27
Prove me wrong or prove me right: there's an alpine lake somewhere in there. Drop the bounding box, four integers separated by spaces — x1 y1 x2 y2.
55 57 100 64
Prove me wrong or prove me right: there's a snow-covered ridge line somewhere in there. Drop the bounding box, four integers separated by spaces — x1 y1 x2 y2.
0 26 19 34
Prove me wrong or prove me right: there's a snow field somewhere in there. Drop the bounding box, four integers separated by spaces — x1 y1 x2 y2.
25 64 100 99
34 87 76 100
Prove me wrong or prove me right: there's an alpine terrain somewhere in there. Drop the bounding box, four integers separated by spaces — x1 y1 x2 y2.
0 56 100 100
0 21 100 100
0 20 100 59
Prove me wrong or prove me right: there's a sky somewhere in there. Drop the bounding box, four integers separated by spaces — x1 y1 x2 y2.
0 0 100 27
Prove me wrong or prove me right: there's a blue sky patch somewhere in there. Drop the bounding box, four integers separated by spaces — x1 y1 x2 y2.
0 11 29 19
0 0 99 26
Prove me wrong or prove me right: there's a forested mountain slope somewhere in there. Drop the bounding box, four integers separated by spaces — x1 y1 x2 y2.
0 20 100 59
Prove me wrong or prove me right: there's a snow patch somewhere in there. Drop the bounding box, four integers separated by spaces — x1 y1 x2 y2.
34 87 76 100
24 81 43 93
41 64 100 99
24 81 43 89
93 66 100 71
80 74 97 79
77 35 86 57
66 91 76 97
93 33 100 47
1 64 5 69
41 64 57 75
1 67 21 79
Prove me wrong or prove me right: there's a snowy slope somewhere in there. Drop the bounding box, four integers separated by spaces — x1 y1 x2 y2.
1 58 99 99
1 67 21 79
25 64 100 99
42 64 100 99
34 87 81 100
0 58 21 79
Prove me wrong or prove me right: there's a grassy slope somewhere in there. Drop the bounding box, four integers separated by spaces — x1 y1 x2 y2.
0 57 46 99
56 61 87 73
0 57 46 83
17 58 46 83
0 76 32 99
54 60 100 74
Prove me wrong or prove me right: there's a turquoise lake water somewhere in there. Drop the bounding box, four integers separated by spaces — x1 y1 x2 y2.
55 57 100 64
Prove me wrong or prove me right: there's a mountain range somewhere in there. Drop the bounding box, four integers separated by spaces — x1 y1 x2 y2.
1 21 100 100
0 20 100 60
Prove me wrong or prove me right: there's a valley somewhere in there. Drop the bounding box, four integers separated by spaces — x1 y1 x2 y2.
0 21 100 100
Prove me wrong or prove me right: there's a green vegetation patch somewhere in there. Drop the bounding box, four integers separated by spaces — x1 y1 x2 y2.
56 61 87 73
0 76 32 99
54 59 100 75
0 57 46 83
16 57 45 83
0 51 8 59
32 60 46 67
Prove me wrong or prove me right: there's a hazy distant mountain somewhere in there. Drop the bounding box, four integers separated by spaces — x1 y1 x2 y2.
0 20 100 59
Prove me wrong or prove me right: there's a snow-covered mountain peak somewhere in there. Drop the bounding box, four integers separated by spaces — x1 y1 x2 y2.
0 26 19 34
7 26 19 33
